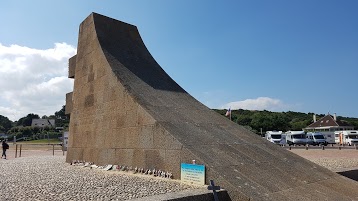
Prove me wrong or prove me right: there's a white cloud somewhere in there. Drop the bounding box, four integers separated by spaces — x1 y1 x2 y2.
221 97 290 112
0 43 76 121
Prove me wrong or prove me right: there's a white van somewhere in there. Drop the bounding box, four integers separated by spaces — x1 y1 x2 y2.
265 131 283 144
323 133 335 144
306 132 327 146
334 130 358 146
285 131 306 145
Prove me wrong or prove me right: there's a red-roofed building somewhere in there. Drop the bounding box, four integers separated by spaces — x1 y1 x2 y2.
305 113 354 132
304 113 354 143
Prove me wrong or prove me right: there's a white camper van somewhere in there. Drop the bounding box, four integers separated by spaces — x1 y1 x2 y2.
265 131 284 144
334 130 358 146
306 132 327 146
322 133 335 144
286 131 306 145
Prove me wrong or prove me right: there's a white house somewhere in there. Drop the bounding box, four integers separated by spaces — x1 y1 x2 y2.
31 119 56 128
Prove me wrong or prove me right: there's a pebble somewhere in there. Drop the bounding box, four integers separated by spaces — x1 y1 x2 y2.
0 156 203 200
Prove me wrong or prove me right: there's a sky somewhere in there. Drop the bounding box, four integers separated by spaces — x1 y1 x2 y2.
0 0 357 121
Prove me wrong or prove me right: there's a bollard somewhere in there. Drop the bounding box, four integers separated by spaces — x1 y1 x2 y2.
289 146 291 150
15 144 18 158
339 146 341 150
305 145 308 150
322 145 325 150
331 144 334 147
53 145 55 156
19 144 22 157
61 143 65 155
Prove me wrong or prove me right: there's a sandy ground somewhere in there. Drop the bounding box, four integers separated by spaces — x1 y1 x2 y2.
289 148 358 172
3 144 357 172
3 143 65 158
289 149 358 160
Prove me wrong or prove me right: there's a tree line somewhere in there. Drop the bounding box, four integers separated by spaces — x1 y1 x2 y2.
1 106 358 137
214 109 358 135
0 106 69 140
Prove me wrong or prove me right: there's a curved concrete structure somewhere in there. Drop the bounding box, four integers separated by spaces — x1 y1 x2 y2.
66 13 358 201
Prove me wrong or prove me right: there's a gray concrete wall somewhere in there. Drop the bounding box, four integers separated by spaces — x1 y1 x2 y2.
66 13 184 177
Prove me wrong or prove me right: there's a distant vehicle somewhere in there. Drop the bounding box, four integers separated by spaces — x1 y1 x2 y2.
265 131 284 144
306 132 327 146
334 130 358 146
285 131 306 145
322 133 335 144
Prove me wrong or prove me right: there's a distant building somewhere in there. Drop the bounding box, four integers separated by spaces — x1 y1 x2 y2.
31 119 56 128
304 113 354 132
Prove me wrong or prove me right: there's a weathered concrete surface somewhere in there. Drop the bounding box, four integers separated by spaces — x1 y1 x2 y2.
66 13 358 201
131 189 231 201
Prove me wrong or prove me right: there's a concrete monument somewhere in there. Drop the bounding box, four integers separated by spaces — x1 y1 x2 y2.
66 13 358 200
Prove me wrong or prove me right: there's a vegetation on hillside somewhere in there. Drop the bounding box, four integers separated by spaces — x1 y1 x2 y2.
1 105 358 138
214 109 358 135
0 115 12 133
0 106 69 141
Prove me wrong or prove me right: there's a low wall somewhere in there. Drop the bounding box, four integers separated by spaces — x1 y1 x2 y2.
131 189 231 201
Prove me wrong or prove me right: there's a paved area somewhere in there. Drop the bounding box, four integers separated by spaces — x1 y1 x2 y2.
0 150 203 201
0 147 356 200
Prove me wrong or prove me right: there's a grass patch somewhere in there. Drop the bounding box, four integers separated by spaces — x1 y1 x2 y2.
20 139 62 144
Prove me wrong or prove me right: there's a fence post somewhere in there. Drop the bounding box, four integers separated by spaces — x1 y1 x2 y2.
19 144 22 157
53 144 55 156
15 144 18 158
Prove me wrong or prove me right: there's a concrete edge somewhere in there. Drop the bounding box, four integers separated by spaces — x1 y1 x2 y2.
130 188 231 201
336 168 358 181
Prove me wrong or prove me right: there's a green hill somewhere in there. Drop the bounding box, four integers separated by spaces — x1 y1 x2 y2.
214 109 358 135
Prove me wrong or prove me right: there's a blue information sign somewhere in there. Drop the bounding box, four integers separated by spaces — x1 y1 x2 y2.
180 163 205 185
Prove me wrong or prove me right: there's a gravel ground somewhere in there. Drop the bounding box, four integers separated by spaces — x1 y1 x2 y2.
0 152 203 201
0 147 356 201
289 149 358 172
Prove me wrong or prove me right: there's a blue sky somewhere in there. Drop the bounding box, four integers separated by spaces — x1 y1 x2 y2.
0 0 357 121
